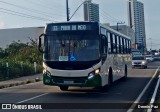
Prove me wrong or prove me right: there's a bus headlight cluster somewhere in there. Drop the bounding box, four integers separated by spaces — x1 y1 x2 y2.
43 68 51 78
95 69 100 74
88 68 100 79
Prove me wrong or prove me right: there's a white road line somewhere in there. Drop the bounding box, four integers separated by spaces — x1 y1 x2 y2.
127 67 159 112
147 71 160 112
16 93 49 104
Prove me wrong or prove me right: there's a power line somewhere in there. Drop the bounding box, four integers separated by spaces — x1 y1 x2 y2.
0 0 64 19
80 0 124 23
24 0 66 16
37 0 65 8
0 8 53 21
100 8 125 23
100 11 118 23
93 0 125 23
0 10 47 21
69 1 85 21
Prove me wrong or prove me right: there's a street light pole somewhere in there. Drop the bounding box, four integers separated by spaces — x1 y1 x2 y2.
142 37 145 54
66 0 69 21
149 38 152 51
69 1 86 21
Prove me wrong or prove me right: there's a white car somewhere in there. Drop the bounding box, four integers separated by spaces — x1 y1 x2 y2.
145 55 154 62
132 56 148 68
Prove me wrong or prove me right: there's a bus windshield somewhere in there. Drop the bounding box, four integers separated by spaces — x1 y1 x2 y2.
44 33 100 62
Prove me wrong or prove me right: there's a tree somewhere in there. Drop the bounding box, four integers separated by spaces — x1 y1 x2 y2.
3 40 42 64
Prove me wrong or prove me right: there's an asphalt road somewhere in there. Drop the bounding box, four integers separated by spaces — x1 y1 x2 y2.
0 61 159 112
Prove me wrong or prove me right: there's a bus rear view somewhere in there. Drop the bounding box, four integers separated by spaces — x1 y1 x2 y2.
38 22 101 91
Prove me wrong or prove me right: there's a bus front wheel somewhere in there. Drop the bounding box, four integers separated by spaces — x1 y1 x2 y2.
108 67 113 86
59 86 69 91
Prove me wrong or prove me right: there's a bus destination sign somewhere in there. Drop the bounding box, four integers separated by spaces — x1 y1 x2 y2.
51 24 94 31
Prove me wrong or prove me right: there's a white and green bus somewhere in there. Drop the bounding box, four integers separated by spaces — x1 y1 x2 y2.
38 21 131 91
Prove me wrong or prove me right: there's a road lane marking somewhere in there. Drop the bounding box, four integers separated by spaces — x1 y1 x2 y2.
147 69 160 112
16 93 49 104
127 67 159 112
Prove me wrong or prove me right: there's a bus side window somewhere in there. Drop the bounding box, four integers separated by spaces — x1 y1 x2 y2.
121 38 124 54
119 37 121 54
129 41 131 53
124 38 126 54
126 39 129 54
124 39 127 54
110 33 113 54
101 35 108 57
108 32 111 54
113 34 117 54
116 35 119 54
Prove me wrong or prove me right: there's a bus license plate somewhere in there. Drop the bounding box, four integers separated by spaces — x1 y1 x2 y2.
64 80 74 84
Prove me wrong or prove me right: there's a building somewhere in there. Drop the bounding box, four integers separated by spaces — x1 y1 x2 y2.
110 25 135 44
128 0 146 51
0 27 44 48
84 0 99 22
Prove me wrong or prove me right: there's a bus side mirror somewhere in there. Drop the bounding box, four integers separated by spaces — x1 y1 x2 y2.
38 34 45 53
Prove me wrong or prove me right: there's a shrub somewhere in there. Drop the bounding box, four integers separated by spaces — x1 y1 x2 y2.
0 60 42 81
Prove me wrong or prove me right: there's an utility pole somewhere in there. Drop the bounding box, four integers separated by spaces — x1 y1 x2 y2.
66 0 69 21
149 38 152 51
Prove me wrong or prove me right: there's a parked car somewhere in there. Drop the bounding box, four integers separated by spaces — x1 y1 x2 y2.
145 55 154 62
132 56 147 68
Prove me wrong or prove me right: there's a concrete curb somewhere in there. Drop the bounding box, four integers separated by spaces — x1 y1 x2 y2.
0 77 42 89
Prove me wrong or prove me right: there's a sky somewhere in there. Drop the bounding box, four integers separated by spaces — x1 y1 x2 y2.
0 0 159 50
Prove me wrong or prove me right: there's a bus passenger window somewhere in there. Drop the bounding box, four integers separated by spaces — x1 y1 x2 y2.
112 34 117 54
110 33 113 53
119 37 121 54
108 32 111 53
117 36 119 54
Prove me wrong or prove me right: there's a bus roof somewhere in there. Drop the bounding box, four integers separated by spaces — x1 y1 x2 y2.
46 21 98 25
99 23 131 40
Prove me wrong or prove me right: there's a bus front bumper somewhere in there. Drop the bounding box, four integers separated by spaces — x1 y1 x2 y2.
43 73 102 87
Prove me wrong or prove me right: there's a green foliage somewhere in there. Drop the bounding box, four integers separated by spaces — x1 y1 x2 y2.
0 39 43 81
2 40 43 64
0 60 42 81
0 48 7 58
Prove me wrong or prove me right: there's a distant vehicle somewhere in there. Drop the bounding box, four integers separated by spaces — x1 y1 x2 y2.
131 49 142 57
145 55 154 62
155 52 160 55
132 56 147 68
38 21 132 91
153 55 160 61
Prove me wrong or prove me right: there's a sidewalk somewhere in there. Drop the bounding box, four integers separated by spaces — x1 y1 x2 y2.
0 73 42 89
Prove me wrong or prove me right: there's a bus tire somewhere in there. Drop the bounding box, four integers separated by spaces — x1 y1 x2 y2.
123 65 128 81
101 67 112 92
108 67 113 86
59 86 69 91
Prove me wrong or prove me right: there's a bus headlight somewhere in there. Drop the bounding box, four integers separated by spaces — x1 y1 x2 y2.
142 61 145 64
95 69 100 75
43 68 51 78
88 68 100 79
88 73 94 79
